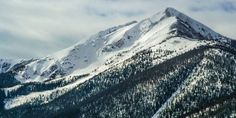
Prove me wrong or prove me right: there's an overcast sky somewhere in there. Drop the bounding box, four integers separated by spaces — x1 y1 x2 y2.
0 0 236 59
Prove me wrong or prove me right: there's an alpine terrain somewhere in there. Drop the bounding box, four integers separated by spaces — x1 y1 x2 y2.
0 7 236 118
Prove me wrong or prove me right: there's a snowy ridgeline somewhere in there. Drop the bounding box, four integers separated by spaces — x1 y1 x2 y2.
0 8 228 84
0 7 235 118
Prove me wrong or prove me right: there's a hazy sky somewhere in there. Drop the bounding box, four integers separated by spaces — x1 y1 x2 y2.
0 0 236 59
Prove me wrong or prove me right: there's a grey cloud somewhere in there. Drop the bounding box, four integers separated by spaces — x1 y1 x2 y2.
221 1 236 12
189 0 236 13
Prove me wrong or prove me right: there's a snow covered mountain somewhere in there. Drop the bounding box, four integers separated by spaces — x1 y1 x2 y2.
1 7 236 118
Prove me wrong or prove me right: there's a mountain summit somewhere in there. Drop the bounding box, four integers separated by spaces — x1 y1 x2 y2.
0 8 230 83
1 8 236 118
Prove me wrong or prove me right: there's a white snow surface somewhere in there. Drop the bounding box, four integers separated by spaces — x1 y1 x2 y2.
0 7 229 110
0 7 226 83
4 74 93 110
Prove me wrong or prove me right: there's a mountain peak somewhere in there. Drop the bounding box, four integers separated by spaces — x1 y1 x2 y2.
149 7 181 21
148 7 230 43
164 7 179 16
1 7 236 118
0 8 232 83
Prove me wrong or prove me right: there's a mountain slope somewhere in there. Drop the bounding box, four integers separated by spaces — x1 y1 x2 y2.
0 7 236 118
0 8 230 83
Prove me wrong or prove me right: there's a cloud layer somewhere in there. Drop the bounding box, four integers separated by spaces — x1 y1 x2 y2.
0 0 236 59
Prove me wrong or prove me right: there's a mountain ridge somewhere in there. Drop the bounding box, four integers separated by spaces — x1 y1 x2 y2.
0 7 232 83
0 7 236 118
